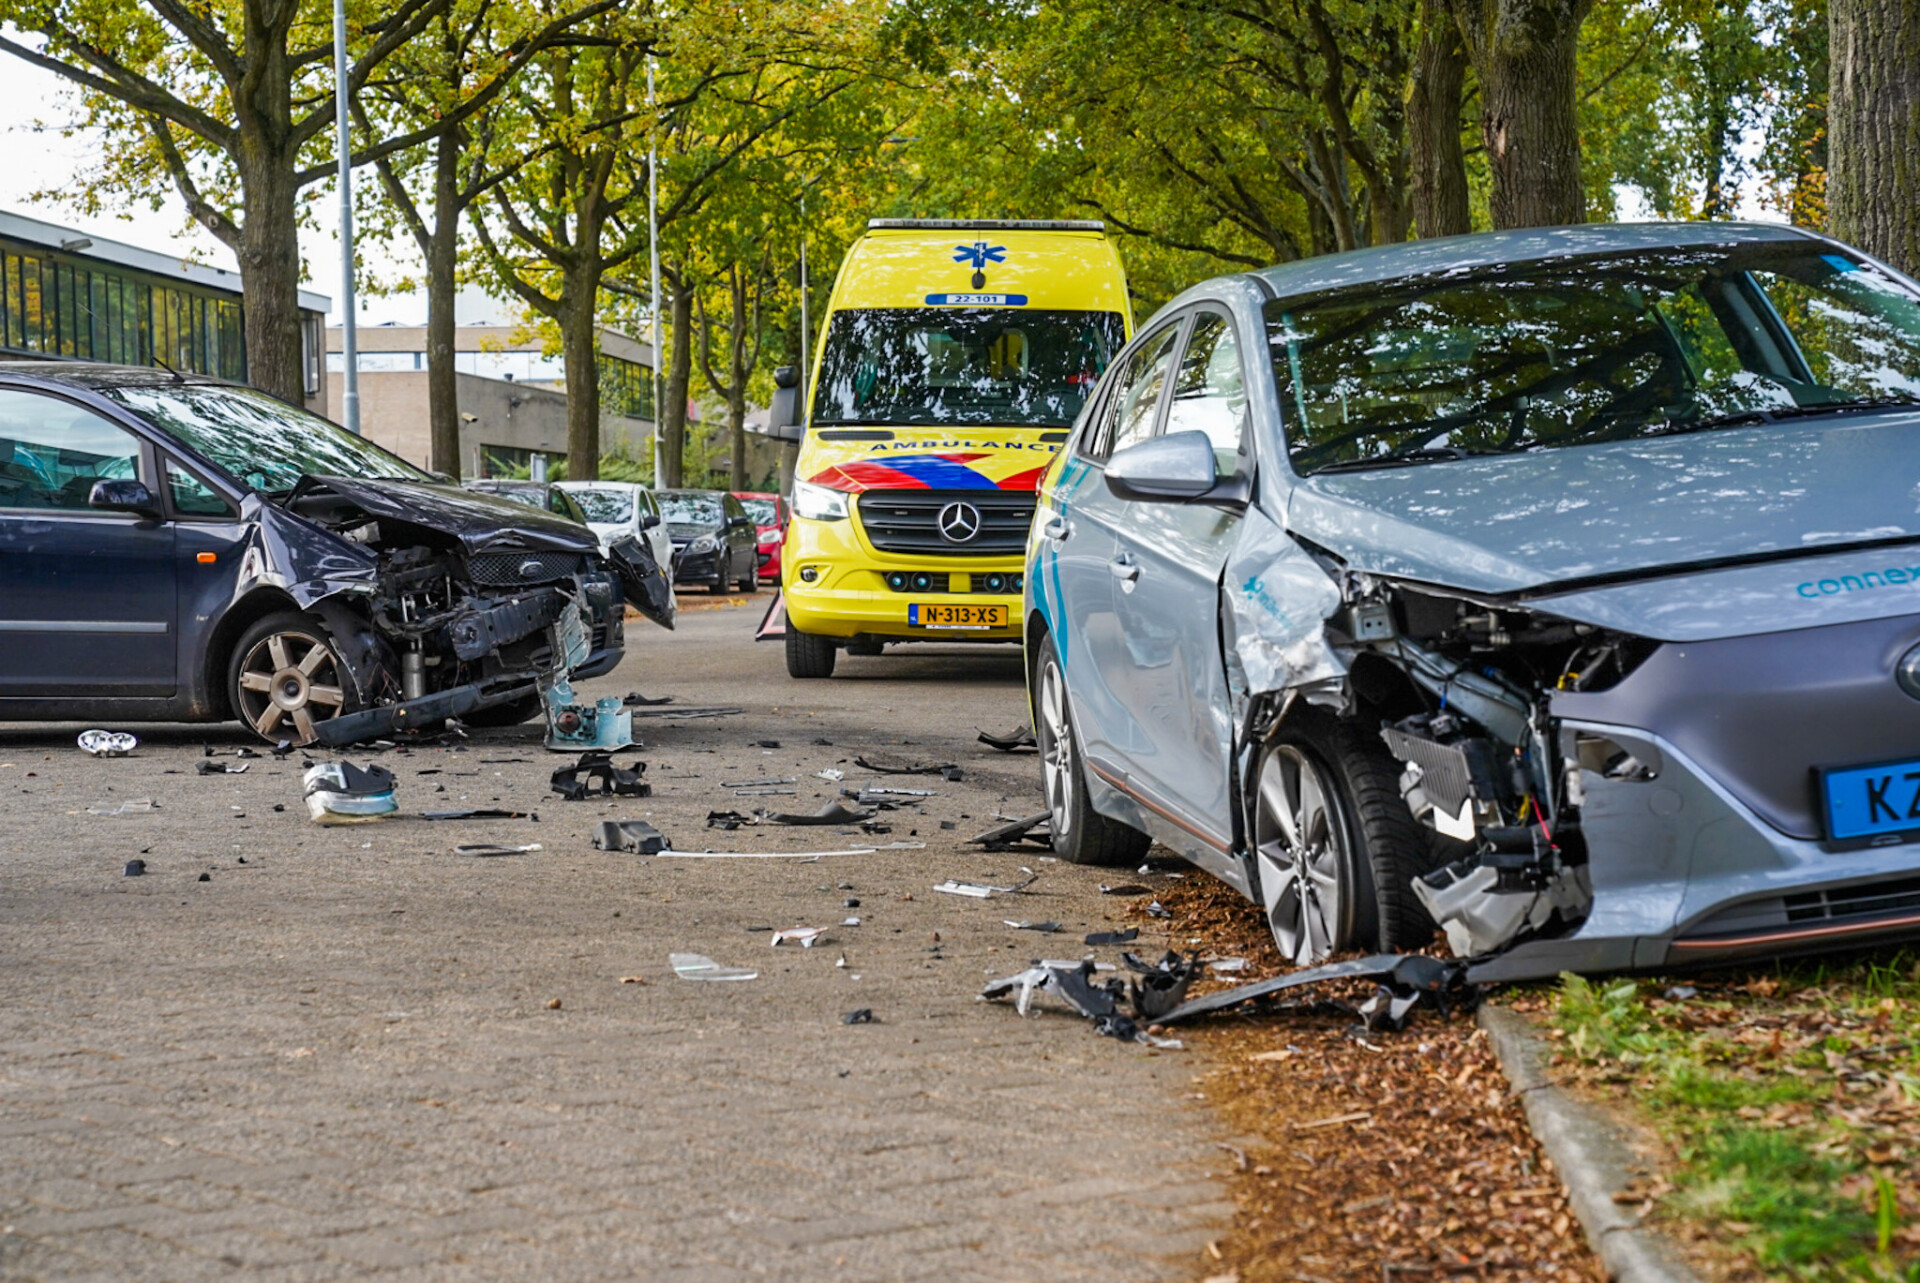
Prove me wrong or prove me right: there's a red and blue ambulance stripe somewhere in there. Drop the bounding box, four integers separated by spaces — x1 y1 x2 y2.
807 452 1046 493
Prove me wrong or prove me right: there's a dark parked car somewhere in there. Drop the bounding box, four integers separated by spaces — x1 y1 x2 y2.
658 488 759 593
0 364 673 744
463 479 594 530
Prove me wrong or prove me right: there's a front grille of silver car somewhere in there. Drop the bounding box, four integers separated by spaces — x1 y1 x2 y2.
468 551 588 587
857 490 1036 556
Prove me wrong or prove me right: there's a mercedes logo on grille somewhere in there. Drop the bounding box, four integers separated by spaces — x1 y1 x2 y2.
937 502 983 543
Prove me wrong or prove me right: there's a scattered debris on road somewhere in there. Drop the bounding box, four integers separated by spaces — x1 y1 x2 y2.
77 730 137 757
122 859 146 877
454 842 543 856
592 819 670 854
303 762 398 824
979 958 1180 1047
934 872 1039 898
842 1008 874 1024
771 926 829 948
1005 920 1063 933
977 724 1037 753
549 751 651 800
853 755 954 776
88 797 158 815
421 807 535 820
765 800 873 826
1086 927 1140 945
1154 953 1471 1034
194 759 249 775
669 952 759 981
969 812 1052 851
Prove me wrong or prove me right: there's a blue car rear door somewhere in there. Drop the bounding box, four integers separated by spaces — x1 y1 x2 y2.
0 387 177 698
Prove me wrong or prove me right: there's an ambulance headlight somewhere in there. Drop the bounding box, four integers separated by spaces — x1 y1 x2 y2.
792 480 850 522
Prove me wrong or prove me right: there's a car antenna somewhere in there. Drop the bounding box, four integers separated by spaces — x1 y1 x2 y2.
151 356 186 384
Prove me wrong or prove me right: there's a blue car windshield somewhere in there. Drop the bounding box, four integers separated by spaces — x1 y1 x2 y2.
1268 244 1920 475
101 384 430 492
813 308 1126 427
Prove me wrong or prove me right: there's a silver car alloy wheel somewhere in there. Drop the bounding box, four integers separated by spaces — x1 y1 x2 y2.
1255 744 1347 966
1037 657 1075 841
235 628 348 744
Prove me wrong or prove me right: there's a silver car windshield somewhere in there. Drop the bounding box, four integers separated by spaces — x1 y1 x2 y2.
1269 244 1920 475
569 488 634 523
102 384 430 492
813 308 1125 428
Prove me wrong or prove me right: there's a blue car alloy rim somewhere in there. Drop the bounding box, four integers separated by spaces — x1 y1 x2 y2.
236 627 349 745
1037 657 1075 842
1256 745 1347 966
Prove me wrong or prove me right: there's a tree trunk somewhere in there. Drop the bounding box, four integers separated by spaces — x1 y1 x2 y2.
1453 0 1594 229
1829 0 1920 275
560 259 604 480
1412 0 1473 237
728 388 747 491
234 147 307 406
659 277 695 488
425 134 463 477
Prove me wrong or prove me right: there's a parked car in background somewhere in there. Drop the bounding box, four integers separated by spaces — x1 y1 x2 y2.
1028 222 1920 984
560 481 676 583
658 488 759 593
463 479 593 531
0 364 673 745
732 491 788 582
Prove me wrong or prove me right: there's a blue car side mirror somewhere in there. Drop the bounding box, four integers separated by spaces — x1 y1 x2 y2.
1104 431 1228 502
89 478 164 519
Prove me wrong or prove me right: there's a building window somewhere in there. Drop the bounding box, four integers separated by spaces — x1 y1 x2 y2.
478 444 535 478
599 354 655 421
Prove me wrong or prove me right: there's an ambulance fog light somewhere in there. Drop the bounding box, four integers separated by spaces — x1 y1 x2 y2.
800 566 820 583
910 572 934 592
884 572 907 591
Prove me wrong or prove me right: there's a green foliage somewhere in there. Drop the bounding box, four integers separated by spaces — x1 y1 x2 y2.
1550 960 1920 1279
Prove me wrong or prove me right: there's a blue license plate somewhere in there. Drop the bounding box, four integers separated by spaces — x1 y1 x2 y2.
1822 757 1920 840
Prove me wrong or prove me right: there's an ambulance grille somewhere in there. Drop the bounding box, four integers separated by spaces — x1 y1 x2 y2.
857 490 1036 556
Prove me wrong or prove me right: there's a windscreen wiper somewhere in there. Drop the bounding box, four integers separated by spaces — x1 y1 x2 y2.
1645 396 1920 437
1311 445 1488 474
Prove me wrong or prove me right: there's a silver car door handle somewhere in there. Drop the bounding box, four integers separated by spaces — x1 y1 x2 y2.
1040 515 1070 542
1108 555 1139 583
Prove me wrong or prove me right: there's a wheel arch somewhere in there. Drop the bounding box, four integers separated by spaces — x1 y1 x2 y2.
201 588 301 718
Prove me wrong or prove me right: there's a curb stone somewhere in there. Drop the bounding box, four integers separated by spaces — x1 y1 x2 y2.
1476 1004 1703 1283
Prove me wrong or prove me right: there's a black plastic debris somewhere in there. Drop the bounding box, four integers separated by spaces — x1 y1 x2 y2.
1121 951 1198 1021
1152 954 1470 1033
622 692 674 706
194 759 250 775
270 740 295 757
422 808 535 820
550 752 651 800
765 800 874 826
592 819 669 854
853 755 954 776
1085 927 1140 946
1098 882 1151 896
455 843 542 856
197 872 212 882
842 1008 875 1025
706 810 755 830
968 812 1052 851
978 724 1038 753
123 860 146 877
753 739 782 749
981 960 1145 1043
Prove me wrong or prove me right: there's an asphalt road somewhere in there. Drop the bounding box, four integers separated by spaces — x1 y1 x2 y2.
0 595 1233 1281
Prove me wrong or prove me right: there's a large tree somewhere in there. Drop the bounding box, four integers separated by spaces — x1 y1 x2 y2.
0 0 592 403
1828 0 1920 274
1450 0 1596 229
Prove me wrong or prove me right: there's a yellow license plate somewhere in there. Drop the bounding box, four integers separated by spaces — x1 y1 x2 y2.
909 602 1007 630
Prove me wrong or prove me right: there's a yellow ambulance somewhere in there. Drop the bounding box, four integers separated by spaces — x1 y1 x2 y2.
772 219 1131 677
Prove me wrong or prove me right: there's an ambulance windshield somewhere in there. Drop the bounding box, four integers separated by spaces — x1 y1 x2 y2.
812 308 1127 428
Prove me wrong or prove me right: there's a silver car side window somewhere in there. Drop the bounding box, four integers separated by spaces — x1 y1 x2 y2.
1103 326 1181 460
1165 312 1248 478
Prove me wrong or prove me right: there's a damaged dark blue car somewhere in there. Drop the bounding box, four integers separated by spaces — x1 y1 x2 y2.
0 364 674 745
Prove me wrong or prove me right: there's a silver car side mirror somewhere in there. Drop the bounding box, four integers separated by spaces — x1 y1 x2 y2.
1104 430 1222 501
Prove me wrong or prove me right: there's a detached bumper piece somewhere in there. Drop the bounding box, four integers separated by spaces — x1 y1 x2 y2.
1151 954 1472 1034
312 685 483 746
550 751 651 800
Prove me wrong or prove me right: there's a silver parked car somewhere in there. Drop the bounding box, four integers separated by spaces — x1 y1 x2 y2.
1027 223 1920 981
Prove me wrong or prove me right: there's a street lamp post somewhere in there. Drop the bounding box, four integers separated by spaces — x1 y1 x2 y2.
333 0 360 434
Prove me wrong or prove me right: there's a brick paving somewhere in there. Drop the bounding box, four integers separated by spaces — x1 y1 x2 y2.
0 602 1232 1280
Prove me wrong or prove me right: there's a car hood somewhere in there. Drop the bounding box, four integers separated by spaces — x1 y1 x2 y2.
288 477 600 554
1286 415 1920 595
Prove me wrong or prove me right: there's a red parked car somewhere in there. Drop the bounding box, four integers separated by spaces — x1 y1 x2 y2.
733 491 788 583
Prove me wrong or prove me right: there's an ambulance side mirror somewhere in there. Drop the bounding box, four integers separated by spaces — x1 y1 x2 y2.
767 365 804 443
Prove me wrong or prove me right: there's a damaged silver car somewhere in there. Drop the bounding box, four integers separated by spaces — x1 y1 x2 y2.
1026 223 1920 981
0 365 673 746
